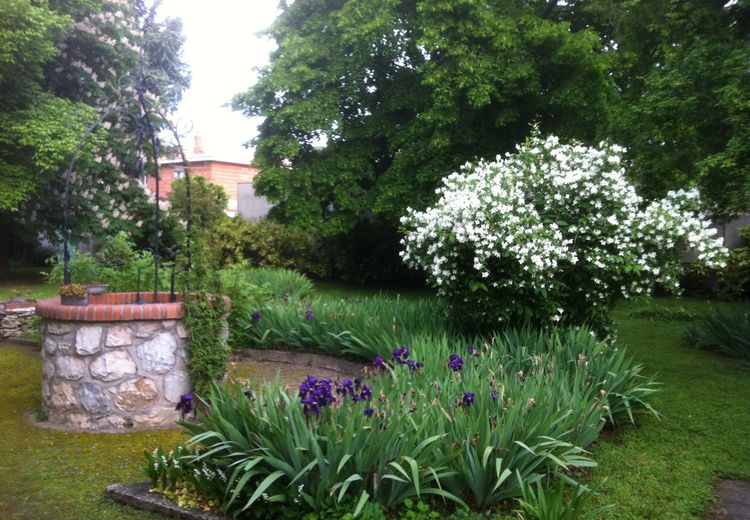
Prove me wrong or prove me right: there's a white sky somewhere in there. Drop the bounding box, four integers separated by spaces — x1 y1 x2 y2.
158 0 280 163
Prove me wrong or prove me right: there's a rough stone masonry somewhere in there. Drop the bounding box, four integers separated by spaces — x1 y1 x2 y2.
41 318 192 431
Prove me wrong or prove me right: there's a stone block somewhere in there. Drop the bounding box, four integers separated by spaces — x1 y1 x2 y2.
79 382 110 413
49 381 78 409
90 351 137 382
43 358 55 378
115 378 158 412
137 332 177 374
176 322 189 339
106 325 133 347
136 322 161 338
43 337 58 355
75 326 103 355
163 371 189 403
47 322 76 335
55 356 87 381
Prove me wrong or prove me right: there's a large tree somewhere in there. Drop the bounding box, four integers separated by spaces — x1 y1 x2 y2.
559 0 750 219
234 0 615 238
0 0 189 278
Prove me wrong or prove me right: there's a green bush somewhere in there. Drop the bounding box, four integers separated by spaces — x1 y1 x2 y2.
217 219 330 278
233 294 450 358
147 328 657 518
237 266 315 300
684 307 750 360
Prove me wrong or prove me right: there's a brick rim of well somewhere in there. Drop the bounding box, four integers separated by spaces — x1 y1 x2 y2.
35 292 184 322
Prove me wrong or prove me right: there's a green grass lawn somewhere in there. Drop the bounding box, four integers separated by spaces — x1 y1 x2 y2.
0 276 748 518
582 299 750 519
0 268 57 301
0 344 187 519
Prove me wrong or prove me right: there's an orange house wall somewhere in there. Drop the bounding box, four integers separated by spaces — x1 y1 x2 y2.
152 161 260 203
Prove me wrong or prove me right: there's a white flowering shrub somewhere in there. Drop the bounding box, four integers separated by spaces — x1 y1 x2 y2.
400 134 727 335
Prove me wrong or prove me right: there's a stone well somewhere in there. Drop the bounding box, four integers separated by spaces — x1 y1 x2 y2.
35 292 193 432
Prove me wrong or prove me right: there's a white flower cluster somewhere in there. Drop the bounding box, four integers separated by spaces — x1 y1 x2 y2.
400 134 727 327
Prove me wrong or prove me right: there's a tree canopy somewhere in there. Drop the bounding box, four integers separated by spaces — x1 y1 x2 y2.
235 0 750 242
234 0 615 235
0 0 190 275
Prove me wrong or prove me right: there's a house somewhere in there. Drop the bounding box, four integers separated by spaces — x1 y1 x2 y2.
144 135 271 219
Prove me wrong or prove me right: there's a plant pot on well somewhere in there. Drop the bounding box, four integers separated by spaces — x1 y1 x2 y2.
60 295 89 306
58 284 89 306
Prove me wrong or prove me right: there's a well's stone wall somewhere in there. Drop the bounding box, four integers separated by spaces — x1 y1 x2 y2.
41 318 190 431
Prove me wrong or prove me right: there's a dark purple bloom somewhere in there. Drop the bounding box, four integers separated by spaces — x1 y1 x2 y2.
244 390 253 399
416 361 424 369
251 310 261 323
360 385 372 401
176 393 193 417
406 359 416 371
373 356 385 368
491 390 499 401
448 354 464 372
299 376 335 416
363 407 374 418
305 309 315 320
391 345 409 364
462 392 475 407
467 345 476 355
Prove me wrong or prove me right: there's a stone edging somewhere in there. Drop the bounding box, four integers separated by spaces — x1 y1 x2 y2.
231 348 365 376
105 482 229 520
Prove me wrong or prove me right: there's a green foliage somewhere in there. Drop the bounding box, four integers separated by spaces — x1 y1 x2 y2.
156 328 656 517
235 266 314 300
217 218 330 278
46 248 171 292
584 0 750 217
95 231 136 269
684 307 750 360
719 227 750 300
516 475 612 520
1 0 190 266
233 0 613 238
168 176 229 233
182 269 230 397
627 301 698 321
233 294 449 358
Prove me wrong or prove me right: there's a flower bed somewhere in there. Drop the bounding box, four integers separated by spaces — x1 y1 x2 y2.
145 328 658 517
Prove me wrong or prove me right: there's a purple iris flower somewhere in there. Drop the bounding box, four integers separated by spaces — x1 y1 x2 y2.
363 407 374 418
305 309 315 320
462 392 475 407
244 390 253 399
251 310 261 323
406 359 416 371
468 345 476 355
176 393 193 417
373 356 385 368
448 354 464 372
299 376 335 416
491 390 499 400
360 385 372 401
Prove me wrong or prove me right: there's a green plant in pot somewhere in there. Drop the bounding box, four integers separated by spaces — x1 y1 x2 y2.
58 283 89 306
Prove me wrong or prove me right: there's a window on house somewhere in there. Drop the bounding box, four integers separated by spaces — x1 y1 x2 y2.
139 173 149 186
173 168 186 180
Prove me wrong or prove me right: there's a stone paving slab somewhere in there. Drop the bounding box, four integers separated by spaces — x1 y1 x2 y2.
105 482 229 520
705 480 750 520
